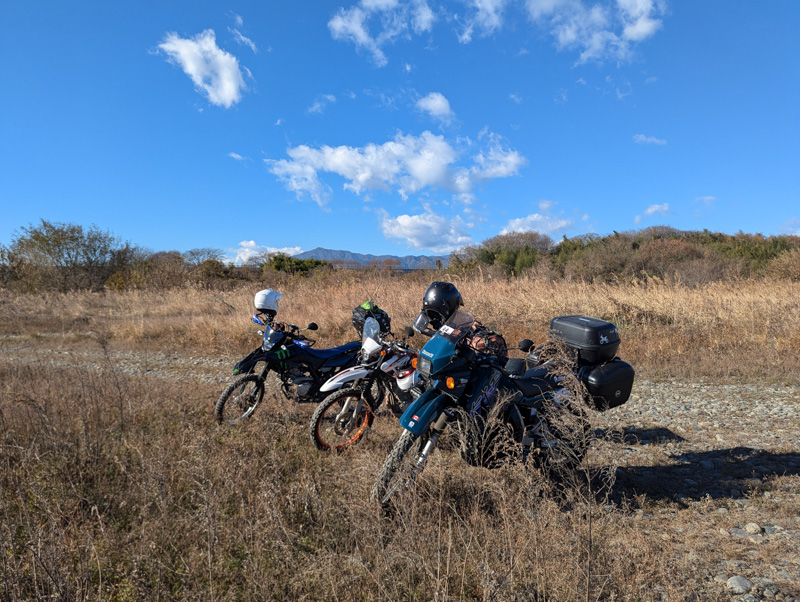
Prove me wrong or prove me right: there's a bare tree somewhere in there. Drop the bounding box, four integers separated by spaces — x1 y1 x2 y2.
2 219 134 292
182 248 225 267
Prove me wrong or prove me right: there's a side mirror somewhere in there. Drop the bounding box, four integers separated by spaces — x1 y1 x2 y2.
307 322 319 331
404 326 415 338
518 339 534 353
412 312 430 333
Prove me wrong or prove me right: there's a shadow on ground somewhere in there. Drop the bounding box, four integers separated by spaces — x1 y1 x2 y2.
595 426 687 445
607 446 800 505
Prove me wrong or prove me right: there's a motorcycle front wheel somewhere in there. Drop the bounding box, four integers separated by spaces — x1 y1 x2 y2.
309 387 374 451
214 374 265 424
370 429 430 506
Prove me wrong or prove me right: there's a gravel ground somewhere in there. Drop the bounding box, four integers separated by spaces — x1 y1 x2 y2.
3 337 799 600
594 381 800 601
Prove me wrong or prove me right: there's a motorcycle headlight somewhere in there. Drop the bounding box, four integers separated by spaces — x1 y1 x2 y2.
262 339 276 352
417 357 432 378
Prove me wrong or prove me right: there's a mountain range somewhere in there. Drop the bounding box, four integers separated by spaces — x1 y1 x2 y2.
293 247 449 270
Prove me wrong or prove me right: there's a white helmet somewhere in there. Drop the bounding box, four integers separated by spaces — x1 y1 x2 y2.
254 289 282 315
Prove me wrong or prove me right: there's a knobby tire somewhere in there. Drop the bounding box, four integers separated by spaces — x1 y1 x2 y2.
214 374 265 424
309 387 374 451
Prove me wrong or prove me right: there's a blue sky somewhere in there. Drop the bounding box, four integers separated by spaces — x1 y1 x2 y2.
1 1 798 262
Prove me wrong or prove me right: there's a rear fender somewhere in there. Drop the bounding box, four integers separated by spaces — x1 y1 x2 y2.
399 390 450 436
319 366 370 392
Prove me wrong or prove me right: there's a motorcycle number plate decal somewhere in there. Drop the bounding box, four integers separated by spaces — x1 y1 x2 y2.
409 421 415 427
412 414 420 421
439 325 455 335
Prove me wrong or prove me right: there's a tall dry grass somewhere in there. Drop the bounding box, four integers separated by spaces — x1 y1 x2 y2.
2 272 798 379
0 356 676 600
2 273 799 599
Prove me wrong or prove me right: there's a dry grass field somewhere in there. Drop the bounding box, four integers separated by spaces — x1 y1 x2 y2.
1 272 799 600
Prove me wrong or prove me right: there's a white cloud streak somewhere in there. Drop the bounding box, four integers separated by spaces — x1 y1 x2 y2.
308 94 337 114
328 0 666 65
229 27 257 53
328 0 435 66
265 130 526 207
633 133 667 145
457 0 511 43
158 30 247 108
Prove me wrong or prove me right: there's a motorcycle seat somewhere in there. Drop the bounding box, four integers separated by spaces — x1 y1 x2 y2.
302 340 360 360
513 365 561 398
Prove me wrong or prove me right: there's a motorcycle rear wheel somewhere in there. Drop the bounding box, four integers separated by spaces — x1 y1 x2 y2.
214 374 265 424
309 387 374 451
370 429 429 506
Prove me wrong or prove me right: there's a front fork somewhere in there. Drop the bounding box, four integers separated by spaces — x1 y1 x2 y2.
412 409 452 474
334 395 366 431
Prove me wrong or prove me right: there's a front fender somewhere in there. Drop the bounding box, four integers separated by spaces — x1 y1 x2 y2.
399 390 450 436
319 365 370 392
233 348 266 375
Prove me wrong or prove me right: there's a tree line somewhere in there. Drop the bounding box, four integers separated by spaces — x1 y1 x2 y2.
2 220 799 293
0 220 333 293
449 227 800 284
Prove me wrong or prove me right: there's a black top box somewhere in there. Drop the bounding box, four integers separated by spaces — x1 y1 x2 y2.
550 315 620 365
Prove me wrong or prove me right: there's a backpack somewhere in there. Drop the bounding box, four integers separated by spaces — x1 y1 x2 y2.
351 301 392 337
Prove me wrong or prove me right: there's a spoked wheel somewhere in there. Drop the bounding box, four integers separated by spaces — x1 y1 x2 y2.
530 401 590 473
370 429 431 507
215 374 264 424
309 387 374 451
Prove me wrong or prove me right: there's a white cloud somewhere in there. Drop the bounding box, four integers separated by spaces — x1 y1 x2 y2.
228 152 245 160
265 130 525 206
633 133 666 145
618 0 663 41
501 213 572 235
308 94 337 114
380 208 472 253
645 203 669 215
158 30 247 108
457 0 510 43
328 0 435 67
524 0 666 63
416 92 454 122
329 0 665 65
231 241 303 264
636 202 669 225
695 195 716 207
509 93 523 104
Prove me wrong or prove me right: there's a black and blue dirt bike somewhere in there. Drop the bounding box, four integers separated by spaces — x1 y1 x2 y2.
370 310 635 506
214 314 361 424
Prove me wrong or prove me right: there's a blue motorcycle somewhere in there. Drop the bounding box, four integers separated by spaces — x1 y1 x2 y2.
214 314 361 424
370 310 634 505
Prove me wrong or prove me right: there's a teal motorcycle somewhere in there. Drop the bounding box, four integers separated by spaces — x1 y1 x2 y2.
370 310 634 506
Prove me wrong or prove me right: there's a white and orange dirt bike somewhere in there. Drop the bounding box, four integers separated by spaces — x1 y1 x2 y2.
308 317 424 452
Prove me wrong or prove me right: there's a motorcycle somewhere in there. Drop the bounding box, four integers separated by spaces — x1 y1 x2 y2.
214 314 361 424
308 316 424 451
370 310 635 506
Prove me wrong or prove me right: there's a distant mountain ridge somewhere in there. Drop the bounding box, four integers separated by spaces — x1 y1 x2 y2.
293 247 449 269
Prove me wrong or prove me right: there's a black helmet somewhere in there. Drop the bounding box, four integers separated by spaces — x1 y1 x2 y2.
421 281 463 329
